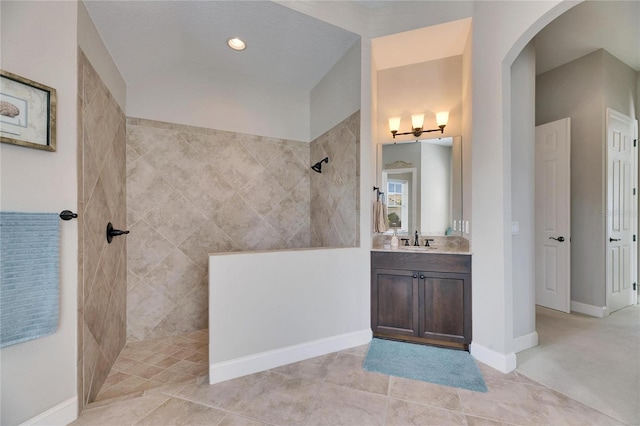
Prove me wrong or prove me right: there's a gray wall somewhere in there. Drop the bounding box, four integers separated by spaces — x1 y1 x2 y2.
536 49 638 308
603 51 639 120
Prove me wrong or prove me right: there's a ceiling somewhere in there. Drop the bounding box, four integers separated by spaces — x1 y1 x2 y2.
370 1 639 74
85 1 639 94
83 1 360 91
372 18 471 71
534 1 640 74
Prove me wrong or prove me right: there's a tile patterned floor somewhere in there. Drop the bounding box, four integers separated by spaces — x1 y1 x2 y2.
94 329 209 402
74 341 623 426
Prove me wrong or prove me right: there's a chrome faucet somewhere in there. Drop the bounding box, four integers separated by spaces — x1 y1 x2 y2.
414 230 419 246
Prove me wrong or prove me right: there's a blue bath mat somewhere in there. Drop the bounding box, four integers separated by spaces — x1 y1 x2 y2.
363 338 487 392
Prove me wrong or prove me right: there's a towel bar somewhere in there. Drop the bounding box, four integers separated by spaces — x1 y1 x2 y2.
59 210 77 220
106 222 129 244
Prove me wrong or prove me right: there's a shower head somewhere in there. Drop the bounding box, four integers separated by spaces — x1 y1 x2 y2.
311 157 329 173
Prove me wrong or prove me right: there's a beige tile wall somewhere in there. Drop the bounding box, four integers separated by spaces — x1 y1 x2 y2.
78 49 128 407
310 111 360 247
126 119 311 341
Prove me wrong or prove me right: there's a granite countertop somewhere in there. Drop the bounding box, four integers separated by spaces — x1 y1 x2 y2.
371 246 471 255
371 235 471 255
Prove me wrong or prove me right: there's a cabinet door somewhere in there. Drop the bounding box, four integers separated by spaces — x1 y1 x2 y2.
371 268 419 337
418 272 471 345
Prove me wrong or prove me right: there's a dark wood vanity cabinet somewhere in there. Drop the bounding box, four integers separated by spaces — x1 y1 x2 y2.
371 251 472 350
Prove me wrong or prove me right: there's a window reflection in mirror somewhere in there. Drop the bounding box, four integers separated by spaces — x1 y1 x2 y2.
378 136 462 236
387 179 409 233
382 167 417 234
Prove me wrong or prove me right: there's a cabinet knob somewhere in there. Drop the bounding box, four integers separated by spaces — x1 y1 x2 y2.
413 274 417 278
420 275 425 279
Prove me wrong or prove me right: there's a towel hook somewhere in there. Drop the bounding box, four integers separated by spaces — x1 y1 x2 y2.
373 186 384 201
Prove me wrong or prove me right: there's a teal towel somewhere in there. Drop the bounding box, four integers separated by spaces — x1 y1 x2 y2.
1 212 60 348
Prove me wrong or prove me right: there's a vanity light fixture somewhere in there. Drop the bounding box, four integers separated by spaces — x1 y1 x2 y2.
227 37 246 51
389 111 448 138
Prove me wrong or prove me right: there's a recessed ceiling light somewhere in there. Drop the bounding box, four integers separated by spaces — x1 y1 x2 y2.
227 37 246 51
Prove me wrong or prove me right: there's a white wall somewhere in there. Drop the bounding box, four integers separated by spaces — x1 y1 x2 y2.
209 248 371 381
364 36 376 245
128 26 363 144
310 39 362 140
127 63 310 142
0 1 78 425
510 42 537 345
461 22 473 241
77 1 126 110
469 0 572 369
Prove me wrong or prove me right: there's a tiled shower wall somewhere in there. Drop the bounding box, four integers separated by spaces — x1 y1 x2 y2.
125 119 310 341
310 111 360 247
78 49 128 407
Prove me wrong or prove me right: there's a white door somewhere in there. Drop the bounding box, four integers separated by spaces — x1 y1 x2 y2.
535 118 571 313
606 108 638 313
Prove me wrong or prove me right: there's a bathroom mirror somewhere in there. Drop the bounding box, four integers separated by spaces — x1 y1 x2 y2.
377 136 462 236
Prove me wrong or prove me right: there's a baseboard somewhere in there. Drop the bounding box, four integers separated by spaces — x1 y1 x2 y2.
512 331 539 353
209 329 372 384
18 396 77 426
570 301 608 318
470 342 517 373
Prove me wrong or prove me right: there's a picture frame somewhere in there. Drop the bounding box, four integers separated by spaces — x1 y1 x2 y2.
0 70 56 152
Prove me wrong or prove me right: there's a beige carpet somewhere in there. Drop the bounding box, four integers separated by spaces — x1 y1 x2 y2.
516 304 640 425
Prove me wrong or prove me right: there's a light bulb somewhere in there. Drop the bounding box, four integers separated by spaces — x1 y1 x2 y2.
411 114 424 130
436 111 449 127
388 117 401 133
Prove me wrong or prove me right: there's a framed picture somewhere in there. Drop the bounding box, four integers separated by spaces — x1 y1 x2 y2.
0 70 56 151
